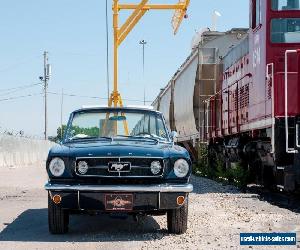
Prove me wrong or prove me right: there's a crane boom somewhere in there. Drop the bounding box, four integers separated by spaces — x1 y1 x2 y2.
107 0 190 135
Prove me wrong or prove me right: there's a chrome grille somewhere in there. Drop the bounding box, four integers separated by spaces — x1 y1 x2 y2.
75 157 165 178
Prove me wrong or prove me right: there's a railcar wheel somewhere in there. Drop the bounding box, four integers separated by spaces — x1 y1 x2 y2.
48 193 69 234
167 198 188 234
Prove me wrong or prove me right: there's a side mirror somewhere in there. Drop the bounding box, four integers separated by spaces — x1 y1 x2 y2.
170 131 178 141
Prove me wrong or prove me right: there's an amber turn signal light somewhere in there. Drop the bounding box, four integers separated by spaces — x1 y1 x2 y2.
52 194 62 204
177 196 185 206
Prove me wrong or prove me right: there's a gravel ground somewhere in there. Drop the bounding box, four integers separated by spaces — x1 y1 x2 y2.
0 166 299 250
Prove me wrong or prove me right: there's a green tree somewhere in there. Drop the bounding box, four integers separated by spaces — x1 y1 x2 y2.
56 125 100 141
56 125 67 141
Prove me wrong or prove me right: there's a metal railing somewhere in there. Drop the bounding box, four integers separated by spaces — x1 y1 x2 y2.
266 63 275 153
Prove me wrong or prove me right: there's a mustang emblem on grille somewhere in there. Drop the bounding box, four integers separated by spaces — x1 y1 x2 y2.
111 163 125 171
108 162 131 172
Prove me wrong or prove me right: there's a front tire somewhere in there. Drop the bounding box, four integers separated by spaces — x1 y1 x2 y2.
48 193 69 234
167 198 188 234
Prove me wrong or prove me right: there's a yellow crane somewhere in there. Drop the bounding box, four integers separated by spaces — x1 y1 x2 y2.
109 0 190 108
103 0 190 136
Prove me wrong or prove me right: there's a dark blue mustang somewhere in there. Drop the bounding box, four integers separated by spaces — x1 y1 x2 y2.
45 106 193 234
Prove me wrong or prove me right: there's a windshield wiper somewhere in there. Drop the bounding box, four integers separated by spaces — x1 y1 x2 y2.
68 136 113 142
115 135 159 143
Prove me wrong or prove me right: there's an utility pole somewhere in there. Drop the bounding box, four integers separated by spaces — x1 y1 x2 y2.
139 40 147 105
42 51 51 140
60 89 64 140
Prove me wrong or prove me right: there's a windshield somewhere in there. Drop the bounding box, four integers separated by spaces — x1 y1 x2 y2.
272 0 300 11
64 109 169 142
271 18 300 43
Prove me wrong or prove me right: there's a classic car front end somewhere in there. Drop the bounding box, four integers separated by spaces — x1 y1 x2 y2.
45 107 193 234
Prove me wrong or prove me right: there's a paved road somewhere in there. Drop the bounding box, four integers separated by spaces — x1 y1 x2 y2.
0 165 300 250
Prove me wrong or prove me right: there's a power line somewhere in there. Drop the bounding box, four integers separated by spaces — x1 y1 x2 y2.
47 91 152 103
51 52 102 58
0 83 42 97
0 83 42 93
48 91 105 99
0 89 152 103
0 92 42 102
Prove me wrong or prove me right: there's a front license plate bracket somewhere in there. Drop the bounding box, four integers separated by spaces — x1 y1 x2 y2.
105 193 133 211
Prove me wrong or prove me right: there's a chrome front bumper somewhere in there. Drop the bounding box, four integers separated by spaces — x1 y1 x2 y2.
45 183 193 193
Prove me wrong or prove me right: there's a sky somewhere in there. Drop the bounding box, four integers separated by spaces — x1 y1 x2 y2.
0 0 249 137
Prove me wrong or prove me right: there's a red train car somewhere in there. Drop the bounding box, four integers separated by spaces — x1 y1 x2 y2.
207 0 300 191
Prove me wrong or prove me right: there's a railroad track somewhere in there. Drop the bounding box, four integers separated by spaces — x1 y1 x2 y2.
246 185 300 213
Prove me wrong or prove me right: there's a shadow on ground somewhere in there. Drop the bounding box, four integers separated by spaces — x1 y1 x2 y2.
0 209 166 242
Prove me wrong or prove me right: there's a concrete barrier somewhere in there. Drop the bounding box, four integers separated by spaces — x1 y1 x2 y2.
0 134 55 168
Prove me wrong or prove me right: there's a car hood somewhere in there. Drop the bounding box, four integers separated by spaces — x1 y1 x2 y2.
49 140 189 159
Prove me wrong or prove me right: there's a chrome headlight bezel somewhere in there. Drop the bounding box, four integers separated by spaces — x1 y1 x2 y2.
174 159 190 178
77 161 89 175
49 157 65 177
150 161 162 175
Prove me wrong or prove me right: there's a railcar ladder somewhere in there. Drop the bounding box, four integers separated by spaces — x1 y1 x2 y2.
275 49 300 191
284 50 299 153
198 48 218 142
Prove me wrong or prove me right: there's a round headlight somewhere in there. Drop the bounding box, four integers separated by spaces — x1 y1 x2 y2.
49 157 65 177
174 159 189 178
77 161 89 175
150 161 162 175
